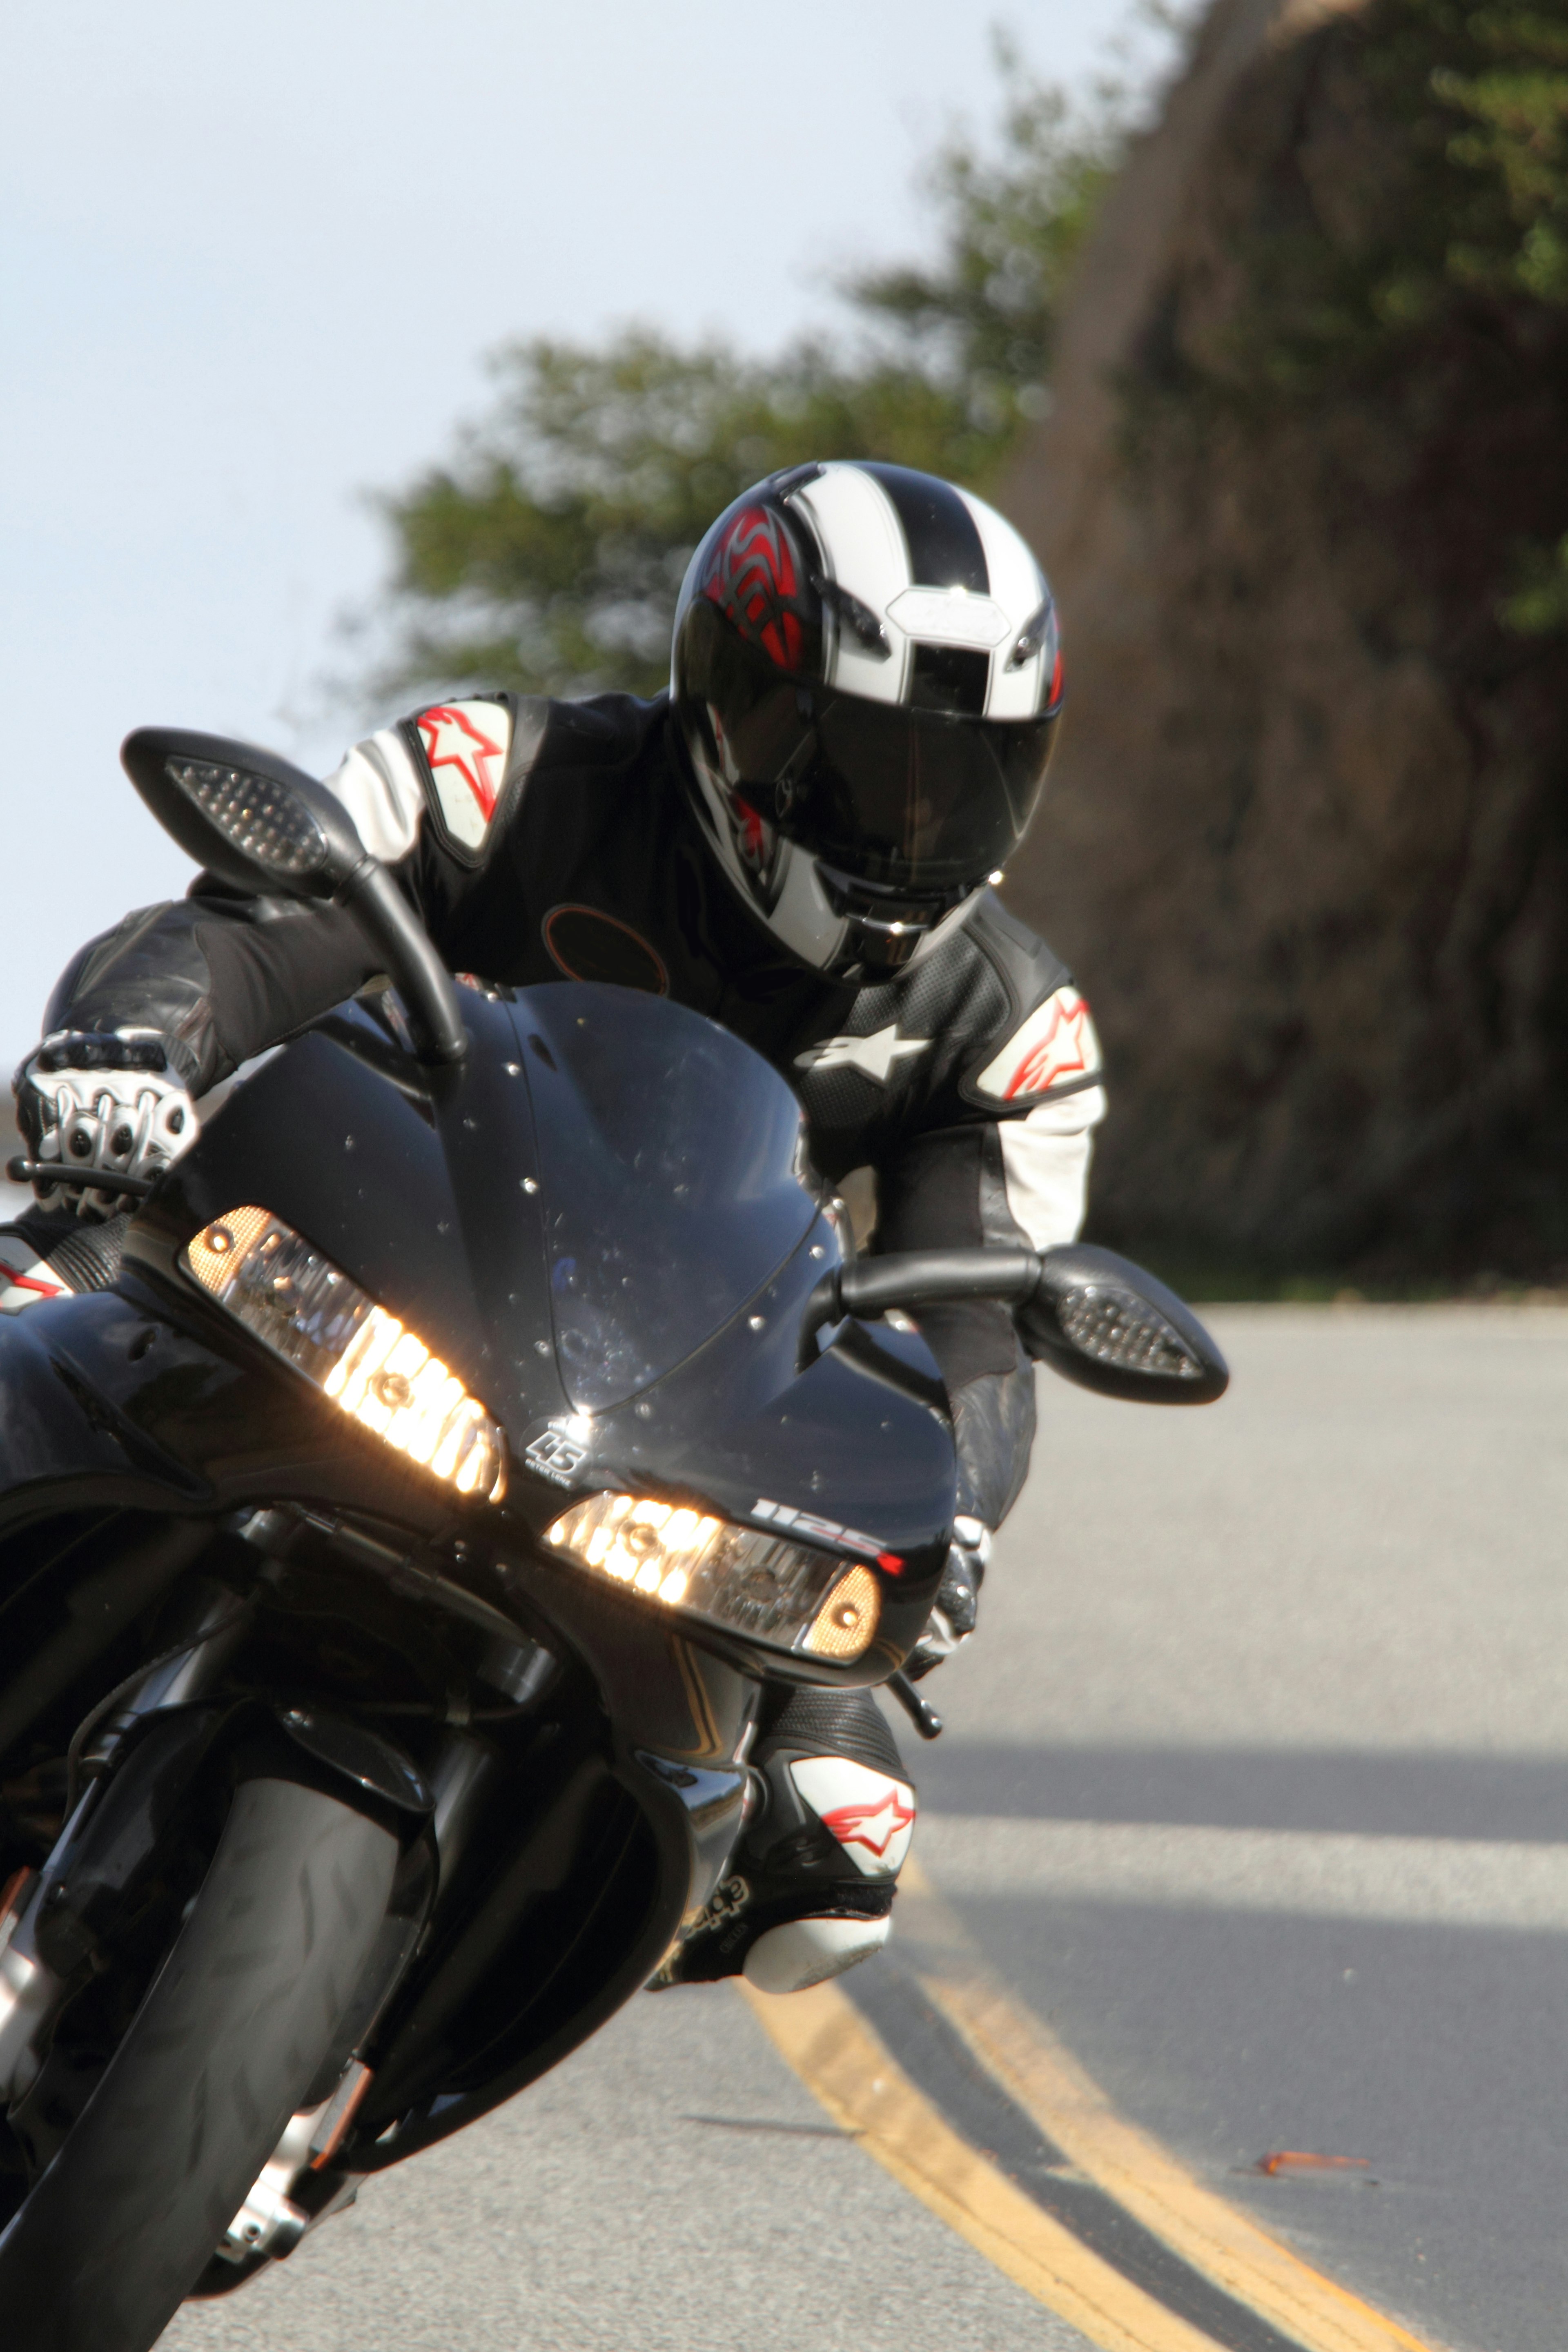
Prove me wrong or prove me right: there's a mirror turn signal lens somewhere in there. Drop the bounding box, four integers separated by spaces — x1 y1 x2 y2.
183 1208 506 1502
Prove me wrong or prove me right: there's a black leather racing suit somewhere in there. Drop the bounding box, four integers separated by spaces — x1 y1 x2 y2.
24 687 1107 1978
39 690 1105 1521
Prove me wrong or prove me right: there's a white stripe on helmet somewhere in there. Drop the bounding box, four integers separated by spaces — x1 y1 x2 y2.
960 487 1052 719
786 465 912 707
788 466 1053 721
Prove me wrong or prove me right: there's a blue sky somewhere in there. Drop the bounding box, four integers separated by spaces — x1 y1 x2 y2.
0 0 1186 1062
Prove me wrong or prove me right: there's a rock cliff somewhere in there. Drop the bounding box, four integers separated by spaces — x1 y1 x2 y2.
1002 0 1568 1279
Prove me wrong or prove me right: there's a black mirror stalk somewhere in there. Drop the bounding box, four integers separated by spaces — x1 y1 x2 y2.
337 861 468 1066
801 1247 1039 1363
802 1240 1229 1406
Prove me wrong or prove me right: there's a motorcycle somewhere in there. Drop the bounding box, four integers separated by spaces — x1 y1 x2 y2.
0 729 1228 2349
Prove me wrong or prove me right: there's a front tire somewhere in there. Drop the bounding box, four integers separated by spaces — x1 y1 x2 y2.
0 1774 398 2352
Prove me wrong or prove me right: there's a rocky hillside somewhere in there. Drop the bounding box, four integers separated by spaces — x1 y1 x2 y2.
1002 0 1568 1280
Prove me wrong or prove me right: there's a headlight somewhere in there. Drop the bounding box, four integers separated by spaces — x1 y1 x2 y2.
544 1492 881 1662
183 1208 506 1502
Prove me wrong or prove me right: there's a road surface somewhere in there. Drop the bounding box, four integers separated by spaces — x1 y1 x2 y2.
168 1305 1568 2352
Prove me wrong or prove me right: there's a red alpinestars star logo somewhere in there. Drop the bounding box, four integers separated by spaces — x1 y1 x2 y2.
1004 993 1091 1100
416 705 505 820
820 1787 916 1860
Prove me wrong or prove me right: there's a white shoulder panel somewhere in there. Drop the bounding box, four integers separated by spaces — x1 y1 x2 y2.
973 984 1101 1103
322 727 426 864
998 1086 1107 1252
411 699 513 854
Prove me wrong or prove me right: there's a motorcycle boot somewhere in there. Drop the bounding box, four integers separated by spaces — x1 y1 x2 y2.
655 1686 915 1995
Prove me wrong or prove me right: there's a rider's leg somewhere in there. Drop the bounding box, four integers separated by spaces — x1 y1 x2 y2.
655 1342 1034 1995
654 1684 915 1993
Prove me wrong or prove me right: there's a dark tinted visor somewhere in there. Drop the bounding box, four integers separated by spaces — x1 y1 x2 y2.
677 595 1060 892
724 681 1054 892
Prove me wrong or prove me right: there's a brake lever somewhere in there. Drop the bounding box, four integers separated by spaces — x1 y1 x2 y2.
887 1669 943 1741
7 1157 154 1200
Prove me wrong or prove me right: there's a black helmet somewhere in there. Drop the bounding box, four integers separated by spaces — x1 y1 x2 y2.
671 461 1063 975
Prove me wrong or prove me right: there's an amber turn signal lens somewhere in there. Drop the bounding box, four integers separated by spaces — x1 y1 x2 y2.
802 1566 880 1661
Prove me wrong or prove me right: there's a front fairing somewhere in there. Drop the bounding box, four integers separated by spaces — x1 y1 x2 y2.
0 984 954 2152
522 983 818 1411
77 982 954 1671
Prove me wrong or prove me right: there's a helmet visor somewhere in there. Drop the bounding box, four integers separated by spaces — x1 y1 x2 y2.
723 679 1055 894
677 594 1060 894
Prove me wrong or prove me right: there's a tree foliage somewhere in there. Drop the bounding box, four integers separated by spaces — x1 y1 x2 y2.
1213 0 1568 377
374 47 1117 702
1155 0 1568 635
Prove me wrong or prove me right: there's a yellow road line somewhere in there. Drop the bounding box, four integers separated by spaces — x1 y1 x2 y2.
740 1972 1232 2352
895 1860 1445 2352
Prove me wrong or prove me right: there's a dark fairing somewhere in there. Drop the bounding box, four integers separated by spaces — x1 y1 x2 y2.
523 985 817 1410
0 981 955 2178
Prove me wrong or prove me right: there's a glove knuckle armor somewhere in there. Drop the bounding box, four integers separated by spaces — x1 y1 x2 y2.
16 1030 196 1219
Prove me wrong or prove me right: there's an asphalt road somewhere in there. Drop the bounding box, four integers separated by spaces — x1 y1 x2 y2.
167 1305 1568 2352
916 1304 1568 2352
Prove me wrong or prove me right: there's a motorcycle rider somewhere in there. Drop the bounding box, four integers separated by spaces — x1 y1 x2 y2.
5 462 1105 1994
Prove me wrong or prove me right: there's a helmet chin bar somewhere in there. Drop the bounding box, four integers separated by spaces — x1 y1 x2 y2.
816 864 969 978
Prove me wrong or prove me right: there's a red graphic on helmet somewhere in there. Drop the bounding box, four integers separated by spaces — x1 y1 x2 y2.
731 793 773 873
820 1786 917 1860
702 505 806 671
416 705 506 819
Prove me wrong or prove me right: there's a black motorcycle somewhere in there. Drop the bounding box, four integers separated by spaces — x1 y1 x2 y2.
0 731 1227 2350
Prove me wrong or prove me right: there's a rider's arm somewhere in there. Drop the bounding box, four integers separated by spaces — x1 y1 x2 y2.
40 891 379 1097
36 697 529 1091
16 704 521 1214
874 974 1108 1530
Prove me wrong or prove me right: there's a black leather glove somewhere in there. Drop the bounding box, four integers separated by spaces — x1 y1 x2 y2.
906 1515 990 1680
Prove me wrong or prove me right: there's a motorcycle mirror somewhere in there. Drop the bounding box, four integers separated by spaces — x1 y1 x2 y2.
1026 1244 1229 1405
120 726 469 1066
805 1241 1227 1405
121 727 369 901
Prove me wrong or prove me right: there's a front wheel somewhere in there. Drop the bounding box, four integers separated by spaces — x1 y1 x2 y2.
0 1774 398 2352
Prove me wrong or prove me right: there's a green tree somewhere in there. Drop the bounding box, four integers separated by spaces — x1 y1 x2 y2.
373 46 1117 703
1211 0 1568 386
1152 0 1568 634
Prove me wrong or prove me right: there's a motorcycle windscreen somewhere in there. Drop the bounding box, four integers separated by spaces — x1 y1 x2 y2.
517 984 818 1411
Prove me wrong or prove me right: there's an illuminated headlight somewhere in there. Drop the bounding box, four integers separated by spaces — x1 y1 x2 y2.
183 1208 506 1502
545 1493 881 1662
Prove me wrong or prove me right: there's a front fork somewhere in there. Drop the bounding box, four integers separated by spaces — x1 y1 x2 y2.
216 2062 375 2266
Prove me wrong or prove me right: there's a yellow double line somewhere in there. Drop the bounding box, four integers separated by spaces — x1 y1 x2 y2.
742 1862 1442 2352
